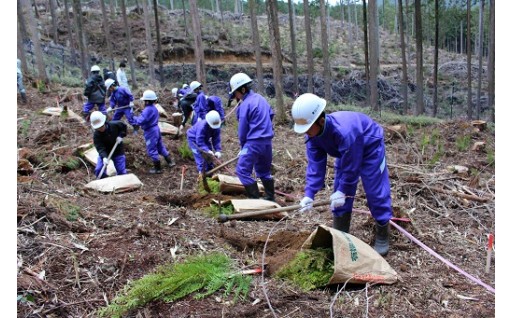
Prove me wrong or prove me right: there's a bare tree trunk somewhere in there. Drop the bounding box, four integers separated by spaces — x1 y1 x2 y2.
249 0 264 94
340 0 344 28
189 0 206 85
100 0 115 71
476 0 485 120
23 0 48 83
368 0 380 112
362 0 370 103
17 15 28 74
266 0 286 123
398 0 408 115
460 20 463 53
353 1 359 42
303 0 314 92
72 0 87 79
405 0 411 70
154 0 165 87
17 0 29 41
347 0 353 49
487 0 495 123
181 0 188 37
142 0 156 86
433 0 439 117
63 0 77 65
120 0 138 89
288 0 298 95
414 0 424 115
109 0 116 19
319 0 331 101
49 0 59 43
466 0 472 120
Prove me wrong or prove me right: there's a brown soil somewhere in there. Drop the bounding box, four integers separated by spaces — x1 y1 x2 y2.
16 83 495 317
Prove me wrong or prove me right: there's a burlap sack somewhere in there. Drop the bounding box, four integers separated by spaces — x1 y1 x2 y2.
84 173 143 193
302 225 398 285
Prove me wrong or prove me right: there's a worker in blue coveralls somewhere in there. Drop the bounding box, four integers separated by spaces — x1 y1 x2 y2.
132 90 176 174
104 79 138 133
229 72 275 201
205 95 225 122
187 110 222 183
178 83 190 97
189 80 207 126
82 65 107 121
90 111 127 179
291 93 392 256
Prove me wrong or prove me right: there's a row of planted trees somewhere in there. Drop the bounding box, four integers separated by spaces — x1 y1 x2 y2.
17 0 494 122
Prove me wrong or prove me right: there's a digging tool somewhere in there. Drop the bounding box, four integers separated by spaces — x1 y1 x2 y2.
180 165 187 190
205 155 239 176
107 104 134 112
218 199 331 223
97 138 122 180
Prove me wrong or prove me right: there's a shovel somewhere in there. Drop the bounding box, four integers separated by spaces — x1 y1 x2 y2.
217 199 331 223
205 155 239 177
97 138 122 180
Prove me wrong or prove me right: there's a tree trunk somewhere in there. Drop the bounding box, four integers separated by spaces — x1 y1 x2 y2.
100 0 115 71
189 0 206 85
476 0 485 120
303 0 314 93
397 0 408 115
266 0 286 123
368 0 380 112
17 0 29 41
109 0 116 19
181 0 187 37
142 0 156 87
414 0 424 115
17 15 28 75
153 0 165 87
121 0 138 89
63 0 77 65
288 0 298 95
49 0 59 43
433 0 439 117
23 0 48 83
72 0 87 79
319 0 331 101
249 0 264 94
466 0 472 120
487 0 495 123
362 0 370 103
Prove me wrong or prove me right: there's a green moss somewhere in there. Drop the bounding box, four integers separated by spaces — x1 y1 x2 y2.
97 253 252 318
203 202 234 218
275 248 334 291
178 138 193 160
198 177 220 195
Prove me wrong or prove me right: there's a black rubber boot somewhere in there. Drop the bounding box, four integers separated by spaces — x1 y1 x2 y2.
244 182 260 199
261 178 275 201
164 155 176 167
149 161 162 174
374 222 390 256
333 213 352 233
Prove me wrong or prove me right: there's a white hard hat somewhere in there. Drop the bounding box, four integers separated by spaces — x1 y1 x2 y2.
140 90 158 101
291 93 326 134
229 73 252 94
190 81 202 91
105 78 116 90
182 83 189 89
205 110 221 129
90 111 106 129
91 65 101 72
171 87 178 97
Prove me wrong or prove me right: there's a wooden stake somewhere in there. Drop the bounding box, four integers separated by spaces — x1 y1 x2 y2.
485 234 494 274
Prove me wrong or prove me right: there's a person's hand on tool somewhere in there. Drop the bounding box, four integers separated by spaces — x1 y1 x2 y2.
129 102 134 109
214 151 222 159
299 196 313 212
330 190 346 209
207 150 215 156
107 106 112 113
103 157 109 166
116 136 123 143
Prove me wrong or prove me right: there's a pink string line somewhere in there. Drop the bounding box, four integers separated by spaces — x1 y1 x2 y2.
390 220 496 294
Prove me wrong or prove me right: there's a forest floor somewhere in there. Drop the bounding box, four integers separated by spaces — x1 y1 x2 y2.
16 82 495 317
